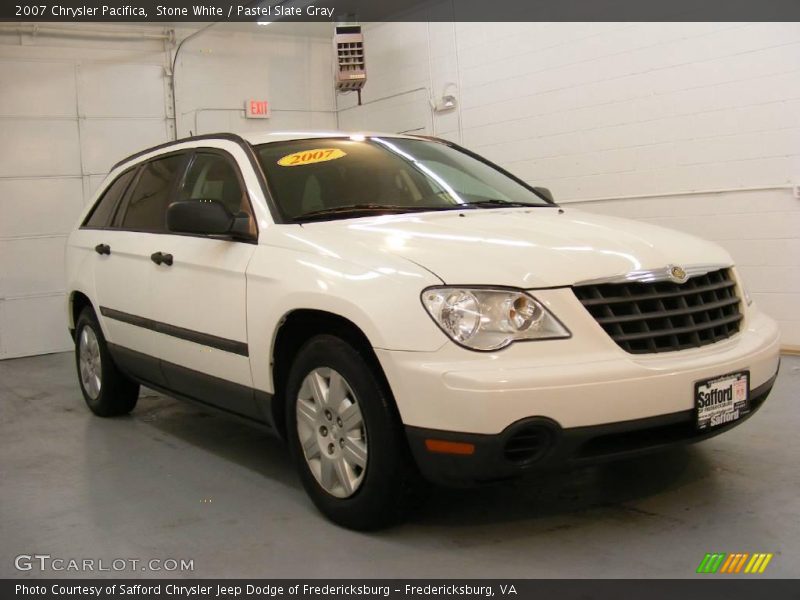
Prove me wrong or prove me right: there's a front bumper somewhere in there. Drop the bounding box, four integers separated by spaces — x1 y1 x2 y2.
376 293 781 434
405 370 777 486
374 292 781 485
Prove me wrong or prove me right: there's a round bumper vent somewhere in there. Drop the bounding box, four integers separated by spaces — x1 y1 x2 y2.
503 424 555 464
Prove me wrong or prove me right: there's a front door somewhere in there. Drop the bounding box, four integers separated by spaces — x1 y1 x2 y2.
146 149 259 419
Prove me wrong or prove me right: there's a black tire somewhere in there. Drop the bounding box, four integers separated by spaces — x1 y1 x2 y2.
285 334 427 530
74 306 139 417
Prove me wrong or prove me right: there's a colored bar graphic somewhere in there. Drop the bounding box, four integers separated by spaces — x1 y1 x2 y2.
710 553 726 573
720 554 736 573
750 554 766 573
697 552 773 574
734 553 749 573
746 554 760 573
758 554 773 573
697 553 727 573
696 554 712 573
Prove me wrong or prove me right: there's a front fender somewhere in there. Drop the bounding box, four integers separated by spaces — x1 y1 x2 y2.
246 246 447 393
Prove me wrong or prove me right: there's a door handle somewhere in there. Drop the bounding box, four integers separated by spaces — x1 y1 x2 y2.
150 251 173 266
94 243 111 256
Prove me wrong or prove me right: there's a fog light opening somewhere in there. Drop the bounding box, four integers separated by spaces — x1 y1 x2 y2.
503 424 555 464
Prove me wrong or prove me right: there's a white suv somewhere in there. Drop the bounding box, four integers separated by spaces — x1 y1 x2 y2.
66 132 781 529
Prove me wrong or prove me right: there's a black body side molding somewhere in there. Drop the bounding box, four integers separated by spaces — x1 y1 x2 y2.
100 307 248 357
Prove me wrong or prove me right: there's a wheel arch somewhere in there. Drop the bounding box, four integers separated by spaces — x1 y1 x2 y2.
269 308 397 440
68 290 96 336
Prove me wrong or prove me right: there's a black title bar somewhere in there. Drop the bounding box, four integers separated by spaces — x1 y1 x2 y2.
4 580 800 600
2 0 800 22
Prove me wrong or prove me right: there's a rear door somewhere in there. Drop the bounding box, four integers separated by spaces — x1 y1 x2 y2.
146 147 260 419
73 166 138 348
95 151 188 386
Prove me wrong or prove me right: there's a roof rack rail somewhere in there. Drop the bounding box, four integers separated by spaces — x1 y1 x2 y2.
109 132 249 171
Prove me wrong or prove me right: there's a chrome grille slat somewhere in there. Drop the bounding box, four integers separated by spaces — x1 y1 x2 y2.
595 296 741 324
612 313 742 342
577 279 736 306
573 268 743 354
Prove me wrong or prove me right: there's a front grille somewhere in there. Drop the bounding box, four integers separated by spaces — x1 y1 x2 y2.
573 268 742 354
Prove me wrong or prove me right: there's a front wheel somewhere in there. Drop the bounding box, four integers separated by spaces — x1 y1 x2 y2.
285 335 427 530
75 307 139 417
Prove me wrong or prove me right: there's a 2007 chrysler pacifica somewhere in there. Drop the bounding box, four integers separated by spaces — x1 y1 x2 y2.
66 132 781 529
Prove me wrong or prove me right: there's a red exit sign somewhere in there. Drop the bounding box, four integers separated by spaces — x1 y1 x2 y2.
245 99 270 119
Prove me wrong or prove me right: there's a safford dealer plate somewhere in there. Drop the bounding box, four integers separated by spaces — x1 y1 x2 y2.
695 371 750 431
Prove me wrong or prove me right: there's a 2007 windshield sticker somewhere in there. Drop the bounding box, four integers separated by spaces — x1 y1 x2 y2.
277 148 347 167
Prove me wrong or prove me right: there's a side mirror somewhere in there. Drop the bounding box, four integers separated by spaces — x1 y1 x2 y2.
533 186 554 203
167 200 251 239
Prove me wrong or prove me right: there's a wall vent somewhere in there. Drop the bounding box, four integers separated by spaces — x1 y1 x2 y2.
334 24 366 96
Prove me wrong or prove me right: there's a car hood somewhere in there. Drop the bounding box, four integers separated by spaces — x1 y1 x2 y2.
285 207 733 288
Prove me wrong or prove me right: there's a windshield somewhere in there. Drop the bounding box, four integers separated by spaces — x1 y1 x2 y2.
254 136 552 222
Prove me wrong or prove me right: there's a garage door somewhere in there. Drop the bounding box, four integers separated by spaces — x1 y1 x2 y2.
0 53 171 359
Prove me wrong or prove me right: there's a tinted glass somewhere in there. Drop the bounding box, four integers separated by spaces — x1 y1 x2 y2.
255 137 550 221
180 153 246 216
84 169 135 228
121 154 184 232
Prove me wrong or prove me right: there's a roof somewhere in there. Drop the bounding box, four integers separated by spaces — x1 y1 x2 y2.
109 130 427 171
240 130 421 145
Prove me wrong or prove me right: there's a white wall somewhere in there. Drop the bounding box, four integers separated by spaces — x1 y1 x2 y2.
0 23 335 359
3 21 798 356
174 26 336 137
0 26 172 359
339 21 800 348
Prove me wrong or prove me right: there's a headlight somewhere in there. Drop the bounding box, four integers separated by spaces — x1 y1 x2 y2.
421 287 570 351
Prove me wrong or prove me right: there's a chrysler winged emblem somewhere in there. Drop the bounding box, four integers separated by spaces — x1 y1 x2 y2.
669 265 688 283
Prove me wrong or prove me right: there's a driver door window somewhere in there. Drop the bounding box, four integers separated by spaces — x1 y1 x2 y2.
178 152 256 237
181 153 242 211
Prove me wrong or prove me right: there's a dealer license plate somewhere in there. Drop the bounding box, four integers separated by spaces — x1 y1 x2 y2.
695 371 750 431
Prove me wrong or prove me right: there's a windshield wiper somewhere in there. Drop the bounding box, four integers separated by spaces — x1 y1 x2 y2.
462 199 538 208
294 204 464 223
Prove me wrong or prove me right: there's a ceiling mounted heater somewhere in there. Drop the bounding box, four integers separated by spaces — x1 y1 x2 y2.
334 24 366 104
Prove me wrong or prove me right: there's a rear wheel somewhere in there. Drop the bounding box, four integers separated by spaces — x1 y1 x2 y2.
75 307 139 417
285 334 427 530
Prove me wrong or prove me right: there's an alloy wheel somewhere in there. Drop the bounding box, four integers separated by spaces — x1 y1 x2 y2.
296 367 368 498
78 326 102 399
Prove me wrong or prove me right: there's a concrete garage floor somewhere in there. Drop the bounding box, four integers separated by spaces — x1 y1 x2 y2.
1 352 798 579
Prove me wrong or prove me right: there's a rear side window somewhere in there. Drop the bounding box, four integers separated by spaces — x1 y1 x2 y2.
83 168 136 228
120 154 184 232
